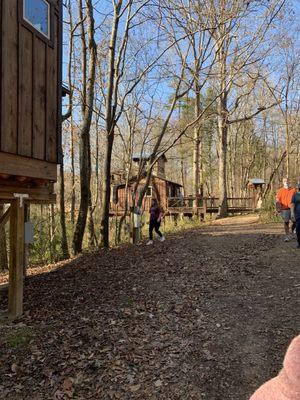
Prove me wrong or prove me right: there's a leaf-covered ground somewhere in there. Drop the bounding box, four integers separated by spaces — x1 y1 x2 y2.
1 215 300 399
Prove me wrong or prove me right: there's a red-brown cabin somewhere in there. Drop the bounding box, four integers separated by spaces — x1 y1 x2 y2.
110 155 183 215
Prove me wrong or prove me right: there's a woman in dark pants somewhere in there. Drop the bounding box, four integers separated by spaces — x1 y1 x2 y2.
146 198 165 245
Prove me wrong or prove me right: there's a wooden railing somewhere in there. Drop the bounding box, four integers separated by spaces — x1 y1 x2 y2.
110 196 255 216
168 196 200 208
168 196 254 211
204 197 253 210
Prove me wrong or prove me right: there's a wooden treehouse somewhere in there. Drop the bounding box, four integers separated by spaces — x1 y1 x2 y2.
110 154 185 216
0 0 63 317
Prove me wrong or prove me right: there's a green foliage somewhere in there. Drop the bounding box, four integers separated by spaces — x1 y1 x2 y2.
127 298 134 306
25 199 252 268
29 207 64 265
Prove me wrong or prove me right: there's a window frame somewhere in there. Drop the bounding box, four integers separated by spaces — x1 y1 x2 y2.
20 0 54 46
146 186 153 197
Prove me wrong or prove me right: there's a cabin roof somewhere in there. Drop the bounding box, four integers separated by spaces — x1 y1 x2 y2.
113 173 182 188
132 153 167 162
152 174 182 187
248 178 265 185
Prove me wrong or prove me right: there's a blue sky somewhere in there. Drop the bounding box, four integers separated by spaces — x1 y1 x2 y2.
61 1 300 122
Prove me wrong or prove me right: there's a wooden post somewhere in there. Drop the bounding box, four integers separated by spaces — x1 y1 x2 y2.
8 200 25 318
132 206 141 244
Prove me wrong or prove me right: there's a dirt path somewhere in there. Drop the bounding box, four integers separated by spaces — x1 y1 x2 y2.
1 215 300 400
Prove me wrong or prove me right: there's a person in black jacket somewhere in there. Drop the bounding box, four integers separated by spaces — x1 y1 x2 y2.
146 198 165 245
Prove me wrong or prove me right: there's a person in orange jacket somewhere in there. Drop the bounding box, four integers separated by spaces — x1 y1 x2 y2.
276 177 296 242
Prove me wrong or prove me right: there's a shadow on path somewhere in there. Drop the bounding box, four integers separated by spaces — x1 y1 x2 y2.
0 216 299 399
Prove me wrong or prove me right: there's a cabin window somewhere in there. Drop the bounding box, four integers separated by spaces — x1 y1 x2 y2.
146 186 153 197
23 0 50 39
111 185 119 204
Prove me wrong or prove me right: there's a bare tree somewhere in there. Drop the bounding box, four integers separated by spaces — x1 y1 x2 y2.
204 0 285 216
98 0 196 247
73 0 97 254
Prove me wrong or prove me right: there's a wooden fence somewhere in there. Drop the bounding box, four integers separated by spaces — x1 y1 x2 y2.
110 196 255 217
167 196 254 215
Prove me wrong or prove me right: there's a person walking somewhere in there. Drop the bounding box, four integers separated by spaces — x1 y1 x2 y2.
276 177 296 242
291 181 300 249
146 198 165 245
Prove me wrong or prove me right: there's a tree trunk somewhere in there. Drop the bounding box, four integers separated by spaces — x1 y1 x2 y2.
72 0 96 254
60 160 70 259
180 159 187 197
100 134 114 248
67 0 76 226
178 137 187 196
199 138 204 196
193 83 201 198
70 121 76 226
117 163 132 243
218 108 228 217
285 112 290 177
193 127 200 198
217 38 229 217
99 2 122 248
88 189 97 249
73 127 91 253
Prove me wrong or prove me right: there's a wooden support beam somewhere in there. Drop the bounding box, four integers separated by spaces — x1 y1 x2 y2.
0 186 56 203
8 200 25 318
0 152 57 181
0 206 11 228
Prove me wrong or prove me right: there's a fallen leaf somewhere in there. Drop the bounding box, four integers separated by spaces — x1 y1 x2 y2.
11 364 18 373
129 384 141 392
53 390 65 400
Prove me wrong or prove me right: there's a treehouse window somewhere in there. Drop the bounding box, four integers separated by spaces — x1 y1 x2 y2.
23 0 50 39
146 186 153 197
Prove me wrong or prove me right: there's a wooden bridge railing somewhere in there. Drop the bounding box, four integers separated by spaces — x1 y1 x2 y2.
167 197 200 208
110 196 255 216
168 196 254 211
204 197 253 210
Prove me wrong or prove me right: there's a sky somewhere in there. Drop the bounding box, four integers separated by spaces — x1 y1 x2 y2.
61 0 300 126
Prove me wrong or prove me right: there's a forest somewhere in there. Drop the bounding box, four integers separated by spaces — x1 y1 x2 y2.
2 1 300 399
1 0 300 266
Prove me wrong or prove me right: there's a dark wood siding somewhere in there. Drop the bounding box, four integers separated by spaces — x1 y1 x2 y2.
110 177 169 214
1 0 18 154
33 37 46 159
0 0 62 180
18 27 33 156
